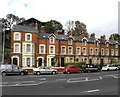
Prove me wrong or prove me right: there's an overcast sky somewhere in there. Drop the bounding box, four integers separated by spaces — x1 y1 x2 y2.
0 0 119 39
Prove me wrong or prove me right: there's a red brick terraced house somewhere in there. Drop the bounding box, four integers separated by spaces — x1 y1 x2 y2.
10 18 120 70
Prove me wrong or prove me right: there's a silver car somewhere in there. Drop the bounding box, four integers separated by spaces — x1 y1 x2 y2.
33 66 58 75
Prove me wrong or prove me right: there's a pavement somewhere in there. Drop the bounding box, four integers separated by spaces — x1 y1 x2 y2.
1 70 120 96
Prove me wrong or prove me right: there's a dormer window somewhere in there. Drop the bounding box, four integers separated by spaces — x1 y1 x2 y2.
106 43 109 48
82 40 87 46
50 37 55 44
115 44 118 48
68 39 73 45
25 33 32 41
95 41 98 47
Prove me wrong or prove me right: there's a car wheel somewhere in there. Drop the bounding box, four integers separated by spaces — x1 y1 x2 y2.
36 71 41 75
2 72 7 76
87 70 90 73
52 71 56 75
115 68 118 71
20 72 25 76
107 69 109 71
67 71 70 74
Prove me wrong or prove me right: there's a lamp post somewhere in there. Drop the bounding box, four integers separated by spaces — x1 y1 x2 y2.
0 22 5 64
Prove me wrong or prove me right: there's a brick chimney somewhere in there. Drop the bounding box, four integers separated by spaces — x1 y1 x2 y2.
100 35 106 40
90 33 95 39
40 26 45 33
68 31 72 36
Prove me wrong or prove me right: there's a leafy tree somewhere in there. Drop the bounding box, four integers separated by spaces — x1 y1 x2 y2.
109 33 120 41
74 20 88 36
64 20 74 33
44 20 63 34
0 14 25 63
65 20 88 36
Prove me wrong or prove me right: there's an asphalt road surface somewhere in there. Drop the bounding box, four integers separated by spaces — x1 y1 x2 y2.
1 70 120 96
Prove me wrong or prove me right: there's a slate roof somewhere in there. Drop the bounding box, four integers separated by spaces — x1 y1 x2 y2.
11 25 39 33
39 33 120 45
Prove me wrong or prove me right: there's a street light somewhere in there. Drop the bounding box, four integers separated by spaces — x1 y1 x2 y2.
0 22 5 64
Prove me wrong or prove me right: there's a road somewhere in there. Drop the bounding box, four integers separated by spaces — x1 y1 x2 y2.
1 70 120 96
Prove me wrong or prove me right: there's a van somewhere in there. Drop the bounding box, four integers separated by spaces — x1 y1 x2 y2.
0 64 28 76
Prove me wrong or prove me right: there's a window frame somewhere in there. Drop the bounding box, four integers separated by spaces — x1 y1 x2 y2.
14 43 21 53
14 32 21 40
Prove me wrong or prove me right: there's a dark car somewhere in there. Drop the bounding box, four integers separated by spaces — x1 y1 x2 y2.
63 65 82 74
82 64 100 73
0 64 28 76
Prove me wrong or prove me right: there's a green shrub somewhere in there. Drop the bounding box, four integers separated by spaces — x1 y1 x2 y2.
64 62 85 67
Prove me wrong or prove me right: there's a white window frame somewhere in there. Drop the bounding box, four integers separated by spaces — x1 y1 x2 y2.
115 49 118 56
111 49 114 56
82 47 86 55
106 43 109 48
101 48 104 56
68 46 73 55
26 58 31 66
115 44 118 48
106 49 109 56
39 44 45 54
50 37 55 44
49 45 55 54
14 32 21 40
76 47 81 55
95 48 98 55
25 33 32 41
68 39 73 45
26 44 31 52
82 40 87 46
90 48 93 55
61 46 66 54
14 43 21 53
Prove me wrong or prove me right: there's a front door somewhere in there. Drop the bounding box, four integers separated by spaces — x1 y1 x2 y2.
89 59 92 64
61 57 64 67
13 58 18 65
38 58 42 67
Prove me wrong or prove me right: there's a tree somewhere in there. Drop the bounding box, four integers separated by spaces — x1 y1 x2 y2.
44 20 63 34
64 20 74 33
74 20 88 36
109 33 120 41
65 20 88 36
0 14 25 63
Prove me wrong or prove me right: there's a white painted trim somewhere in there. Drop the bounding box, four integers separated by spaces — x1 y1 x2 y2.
39 44 46 54
49 45 55 54
11 56 19 66
13 43 21 53
25 33 32 41
61 46 66 54
14 32 21 41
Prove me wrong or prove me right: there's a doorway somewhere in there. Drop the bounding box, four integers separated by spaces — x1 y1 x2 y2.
89 59 92 64
61 57 64 67
38 58 42 66
13 58 18 65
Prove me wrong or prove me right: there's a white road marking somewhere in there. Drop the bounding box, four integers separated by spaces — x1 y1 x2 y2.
82 89 99 93
0 81 47 87
55 79 67 81
99 76 103 80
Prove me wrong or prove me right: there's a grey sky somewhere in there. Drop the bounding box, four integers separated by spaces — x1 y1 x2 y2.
0 0 119 39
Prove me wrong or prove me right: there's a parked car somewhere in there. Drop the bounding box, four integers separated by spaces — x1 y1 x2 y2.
63 65 82 74
82 64 100 73
33 66 58 75
0 64 28 76
101 65 118 71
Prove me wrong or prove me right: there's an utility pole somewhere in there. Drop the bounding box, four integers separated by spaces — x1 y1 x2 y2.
0 22 5 64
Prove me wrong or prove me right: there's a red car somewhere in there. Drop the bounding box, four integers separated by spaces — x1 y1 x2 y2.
63 65 82 74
